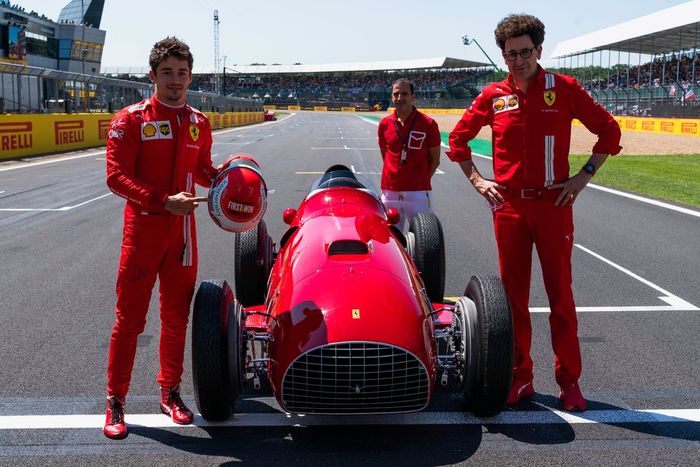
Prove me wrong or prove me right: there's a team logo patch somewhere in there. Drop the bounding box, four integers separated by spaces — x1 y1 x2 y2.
493 94 519 114
544 91 556 106
189 124 199 142
142 122 157 139
407 131 426 150
493 98 505 112
141 121 173 140
352 309 360 319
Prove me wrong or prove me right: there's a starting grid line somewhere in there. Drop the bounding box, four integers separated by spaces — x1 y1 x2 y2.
1 409 699 430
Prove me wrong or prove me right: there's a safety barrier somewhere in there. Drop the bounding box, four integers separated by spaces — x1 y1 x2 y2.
263 104 700 137
0 111 264 160
574 116 700 137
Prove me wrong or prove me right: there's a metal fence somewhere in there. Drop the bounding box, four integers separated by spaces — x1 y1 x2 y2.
0 62 262 114
589 84 699 118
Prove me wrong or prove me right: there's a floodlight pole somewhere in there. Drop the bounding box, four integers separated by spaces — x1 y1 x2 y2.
222 55 226 95
462 35 501 74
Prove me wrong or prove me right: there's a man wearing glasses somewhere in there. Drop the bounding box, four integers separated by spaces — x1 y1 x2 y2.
448 14 621 412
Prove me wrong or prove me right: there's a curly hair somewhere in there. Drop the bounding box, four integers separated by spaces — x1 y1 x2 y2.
149 37 193 73
494 14 545 50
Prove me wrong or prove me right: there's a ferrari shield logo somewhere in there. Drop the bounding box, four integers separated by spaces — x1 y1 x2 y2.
189 124 199 142
544 91 556 106
352 309 360 319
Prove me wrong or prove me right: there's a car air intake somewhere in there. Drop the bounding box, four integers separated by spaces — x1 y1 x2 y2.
281 342 430 414
328 240 369 256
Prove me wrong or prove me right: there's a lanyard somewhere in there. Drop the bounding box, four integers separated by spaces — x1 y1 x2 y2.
393 109 417 152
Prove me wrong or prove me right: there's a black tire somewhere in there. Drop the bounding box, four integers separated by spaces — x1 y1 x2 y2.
234 220 273 307
463 275 513 416
192 280 236 420
408 212 445 303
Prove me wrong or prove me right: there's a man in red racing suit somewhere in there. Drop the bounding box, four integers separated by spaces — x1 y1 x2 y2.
448 15 621 412
103 37 216 439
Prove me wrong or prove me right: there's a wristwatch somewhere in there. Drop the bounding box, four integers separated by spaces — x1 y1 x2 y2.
582 162 596 176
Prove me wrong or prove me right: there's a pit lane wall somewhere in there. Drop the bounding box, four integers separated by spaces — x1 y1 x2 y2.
0 111 264 160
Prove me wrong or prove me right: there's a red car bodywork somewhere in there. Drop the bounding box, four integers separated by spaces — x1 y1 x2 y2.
264 186 438 408
192 165 513 419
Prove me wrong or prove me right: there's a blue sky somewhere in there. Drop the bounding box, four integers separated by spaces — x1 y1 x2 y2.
18 0 692 70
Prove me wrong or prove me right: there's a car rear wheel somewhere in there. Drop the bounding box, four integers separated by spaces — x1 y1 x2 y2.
234 219 273 306
408 212 445 303
462 275 513 416
192 280 238 420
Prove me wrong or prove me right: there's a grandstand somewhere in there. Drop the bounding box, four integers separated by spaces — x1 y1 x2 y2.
102 57 493 111
549 0 700 118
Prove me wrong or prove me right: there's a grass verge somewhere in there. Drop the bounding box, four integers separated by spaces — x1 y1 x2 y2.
569 154 700 209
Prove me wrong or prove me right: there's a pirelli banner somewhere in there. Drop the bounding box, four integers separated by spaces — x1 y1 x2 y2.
573 116 700 137
0 111 265 160
0 113 112 160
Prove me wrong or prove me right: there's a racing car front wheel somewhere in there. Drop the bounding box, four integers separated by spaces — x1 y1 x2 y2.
461 275 513 416
192 280 239 420
234 219 274 307
408 212 445 303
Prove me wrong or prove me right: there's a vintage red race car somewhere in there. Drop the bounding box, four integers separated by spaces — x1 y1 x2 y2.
192 164 513 419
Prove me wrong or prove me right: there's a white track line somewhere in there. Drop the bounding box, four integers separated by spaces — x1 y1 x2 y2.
1 409 698 430
0 193 112 212
0 115 294 173
0 150 107 172
527 243 698 313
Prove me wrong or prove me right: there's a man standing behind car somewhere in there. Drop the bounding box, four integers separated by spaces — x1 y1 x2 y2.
103 37 217 439
448 14 621 411
378 79 441 232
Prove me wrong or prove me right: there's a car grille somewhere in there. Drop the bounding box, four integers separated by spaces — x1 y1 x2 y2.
281 342 430 414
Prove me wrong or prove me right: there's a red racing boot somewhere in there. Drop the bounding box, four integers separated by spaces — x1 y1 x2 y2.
160 386 194 425
103 396 127 439
506 380 535 405
559 382 587 412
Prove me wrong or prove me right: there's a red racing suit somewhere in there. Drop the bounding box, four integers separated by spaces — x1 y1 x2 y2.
105 96 216 398
448 66 621 386
378 108 441 191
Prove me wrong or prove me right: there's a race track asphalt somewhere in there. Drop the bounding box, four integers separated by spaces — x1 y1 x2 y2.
0 111 698 465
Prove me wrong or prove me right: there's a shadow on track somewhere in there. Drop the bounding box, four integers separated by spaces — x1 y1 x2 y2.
130 424 482 466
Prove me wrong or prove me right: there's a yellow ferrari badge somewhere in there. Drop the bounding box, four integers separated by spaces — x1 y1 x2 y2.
189 124 199 142
352 309 360 319
544 91 556 106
